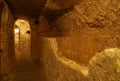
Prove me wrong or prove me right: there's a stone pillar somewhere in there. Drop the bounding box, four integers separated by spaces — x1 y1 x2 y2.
29 18 40 63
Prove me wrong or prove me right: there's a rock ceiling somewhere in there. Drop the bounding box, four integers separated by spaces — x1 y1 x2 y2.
5 0 47 18
4 0 79 18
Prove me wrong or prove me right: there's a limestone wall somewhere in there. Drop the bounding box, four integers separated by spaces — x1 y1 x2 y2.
34 36 120 81
0 1 14 77
29 0 120 80
7 2 15 63
35 37 87 81
88 48 120 81
30 17 88 81
52 0 120 65
0 0 4 76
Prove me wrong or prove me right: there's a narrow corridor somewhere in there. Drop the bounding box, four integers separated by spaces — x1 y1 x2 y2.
1 0 120 81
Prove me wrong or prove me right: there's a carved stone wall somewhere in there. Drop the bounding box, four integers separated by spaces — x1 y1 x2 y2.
0 1 14 81
46 0 120 65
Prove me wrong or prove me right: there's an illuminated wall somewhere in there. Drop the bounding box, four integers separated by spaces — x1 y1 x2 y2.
14 19 31 60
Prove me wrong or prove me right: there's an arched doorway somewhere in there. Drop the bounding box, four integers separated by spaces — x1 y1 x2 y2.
14 19 31 60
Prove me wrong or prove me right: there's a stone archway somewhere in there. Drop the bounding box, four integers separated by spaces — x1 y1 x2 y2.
14 19 31 60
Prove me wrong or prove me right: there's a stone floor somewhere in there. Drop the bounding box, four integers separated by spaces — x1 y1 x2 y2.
12 58 46 81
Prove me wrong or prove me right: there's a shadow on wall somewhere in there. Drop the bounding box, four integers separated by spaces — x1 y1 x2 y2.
42 6 74 22
51 0 79 9
39 7 74 37
37 22 69 37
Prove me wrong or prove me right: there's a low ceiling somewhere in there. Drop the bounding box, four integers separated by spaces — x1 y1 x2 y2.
4 0 79 19
5 0 47 18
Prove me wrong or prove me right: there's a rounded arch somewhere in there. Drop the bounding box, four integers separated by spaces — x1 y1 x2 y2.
14 19 31 60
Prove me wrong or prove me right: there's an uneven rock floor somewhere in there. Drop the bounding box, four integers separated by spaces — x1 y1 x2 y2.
11 58 46 81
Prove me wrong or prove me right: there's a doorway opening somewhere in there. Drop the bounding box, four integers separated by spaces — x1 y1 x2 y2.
14 19 31 60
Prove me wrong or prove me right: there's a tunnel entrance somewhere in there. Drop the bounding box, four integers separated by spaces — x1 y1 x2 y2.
14 19 31 60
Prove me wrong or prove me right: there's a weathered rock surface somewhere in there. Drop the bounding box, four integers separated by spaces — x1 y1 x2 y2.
1 0 120 81
38 38 88 81
41 0 120 65
89 48 120 81
0 1 14 81
35 36 120 81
